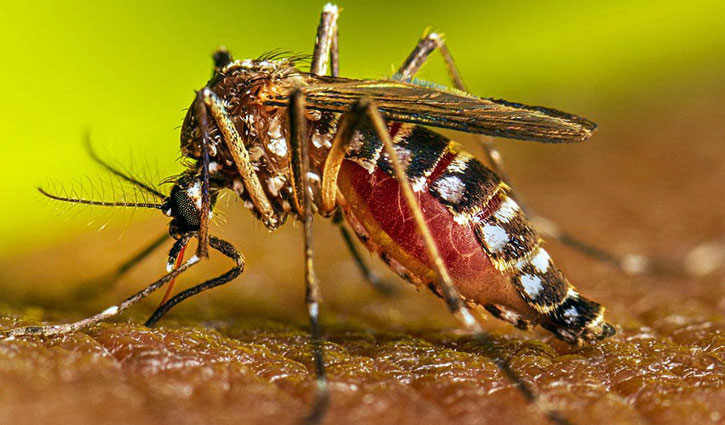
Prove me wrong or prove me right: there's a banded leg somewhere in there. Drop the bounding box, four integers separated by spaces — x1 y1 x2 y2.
310 3 403 290
310 3 340 77
396 32 719 277
1 235 201 339
289 89 329 424
333 210 397 295
397 32 519 207
340 97 571 425
145 235 244 327
199 88 278 228
193 90 213 258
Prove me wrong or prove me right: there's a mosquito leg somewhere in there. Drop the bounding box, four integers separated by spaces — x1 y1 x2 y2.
354 97 571 425
288 89 329 425
318 98 398 295
192 91 213 258
200 88 278 228
531 216 725 276
396 32 519 202
310 3 340 77
332 210 397 295
144 235 244 327
396 32 716 278
1 236 200 339
72 231 170 300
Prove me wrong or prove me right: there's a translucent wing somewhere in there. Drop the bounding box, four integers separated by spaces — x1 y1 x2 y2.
267 77 596 143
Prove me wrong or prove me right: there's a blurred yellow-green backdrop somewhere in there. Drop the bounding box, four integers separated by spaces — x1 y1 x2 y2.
1 0 724 257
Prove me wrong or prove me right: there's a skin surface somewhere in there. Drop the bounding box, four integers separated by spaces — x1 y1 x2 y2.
0 92 723 425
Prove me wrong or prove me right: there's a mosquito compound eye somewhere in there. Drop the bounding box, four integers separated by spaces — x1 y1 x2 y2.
170 186 201 230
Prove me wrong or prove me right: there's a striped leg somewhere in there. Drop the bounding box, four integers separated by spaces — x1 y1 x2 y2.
397 32 518 199
289 89 329 425
349 97 572 425
310 4 402 292
145 235 245 327
396 32 722 277
310 4 340 77
199 88 278 228
1 235 201 339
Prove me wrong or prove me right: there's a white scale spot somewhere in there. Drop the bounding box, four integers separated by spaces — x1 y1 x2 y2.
186 181 202 210
562 306 579 325
208 161 221 174
447 155 470 173
434 175 466 203
530 248 551 274
493 196 521 223
102 306 119 316
621 254 649 276
232 179 245 195
481 223 509 252
308 302 319 318
267 175 286 197
349 131 365 152
411 176 427 193
311 129 333 149
519 273 543 298
267 137 288 157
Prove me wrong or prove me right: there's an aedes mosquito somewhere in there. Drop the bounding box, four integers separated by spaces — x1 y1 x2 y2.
5 4 722 425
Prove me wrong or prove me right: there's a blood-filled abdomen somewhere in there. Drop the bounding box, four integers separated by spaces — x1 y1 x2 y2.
334 123 614 344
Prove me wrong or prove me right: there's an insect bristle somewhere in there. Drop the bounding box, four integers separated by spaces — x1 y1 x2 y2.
256 49 311 65
38 174 165 212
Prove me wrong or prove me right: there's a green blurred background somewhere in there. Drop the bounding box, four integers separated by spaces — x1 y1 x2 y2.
1 0 723 257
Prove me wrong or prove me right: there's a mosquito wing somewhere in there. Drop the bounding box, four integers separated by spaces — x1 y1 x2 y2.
268 77 596 143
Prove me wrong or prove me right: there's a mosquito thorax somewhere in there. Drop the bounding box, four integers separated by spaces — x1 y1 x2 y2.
180 58 302 161
178 58 308 230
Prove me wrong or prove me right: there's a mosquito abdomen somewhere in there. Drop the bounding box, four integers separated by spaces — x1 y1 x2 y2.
337 123 614 344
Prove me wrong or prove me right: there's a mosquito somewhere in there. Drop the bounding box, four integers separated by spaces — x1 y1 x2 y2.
5 4 721 425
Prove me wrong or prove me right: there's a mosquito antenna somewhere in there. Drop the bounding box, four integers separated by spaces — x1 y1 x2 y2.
84 133 166 200
38 187 164 210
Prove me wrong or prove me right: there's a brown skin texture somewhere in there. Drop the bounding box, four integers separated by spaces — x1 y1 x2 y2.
1 90 724 425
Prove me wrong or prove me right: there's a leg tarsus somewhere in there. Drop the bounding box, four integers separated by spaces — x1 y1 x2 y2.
289 88 330 425
397 31 690 279
355 96 569 425
193 91 212 258
2 240 200 339
144 235 244 327
310 4 340 77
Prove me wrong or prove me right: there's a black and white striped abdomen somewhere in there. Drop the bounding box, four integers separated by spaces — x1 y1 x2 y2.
346 122 614 344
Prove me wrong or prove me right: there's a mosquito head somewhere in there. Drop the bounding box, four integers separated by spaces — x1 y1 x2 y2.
162 173 218 237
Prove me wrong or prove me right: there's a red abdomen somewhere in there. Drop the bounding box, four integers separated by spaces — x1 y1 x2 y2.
334 123 613 343
337 158 532 314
